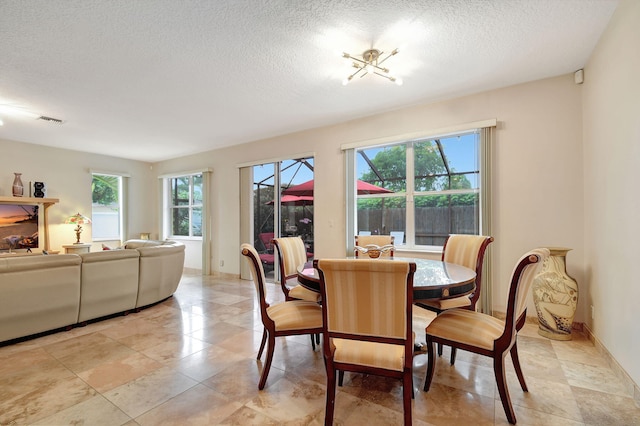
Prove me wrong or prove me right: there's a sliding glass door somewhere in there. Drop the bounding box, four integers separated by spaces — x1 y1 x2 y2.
252 157 314 279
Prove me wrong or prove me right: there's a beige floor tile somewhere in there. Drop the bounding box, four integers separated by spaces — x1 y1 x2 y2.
2 273 637 425
103 366 198 418
32 394 131 426
175 343 246 382
135 383 243 425
414 382 496 425
572 385 640 425
77 351 164 393
244 376 325 422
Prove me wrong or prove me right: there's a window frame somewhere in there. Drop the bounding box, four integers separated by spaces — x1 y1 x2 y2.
166 173 203 240
91 172 125 243
344 120 494 254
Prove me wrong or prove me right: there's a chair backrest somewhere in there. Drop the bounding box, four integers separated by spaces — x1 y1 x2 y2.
441 234 494 309
273 236 308 282
258 232 274 252
497 248 549 347
315 259 416 343
241 243 273 328
354 235 395 257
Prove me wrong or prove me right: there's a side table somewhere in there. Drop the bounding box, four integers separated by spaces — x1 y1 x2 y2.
63 243 91 254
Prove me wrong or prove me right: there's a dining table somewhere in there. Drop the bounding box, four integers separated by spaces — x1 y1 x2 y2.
296 256 477 303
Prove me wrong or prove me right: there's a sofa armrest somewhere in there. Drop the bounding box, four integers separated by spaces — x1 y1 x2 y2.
135 243 185 307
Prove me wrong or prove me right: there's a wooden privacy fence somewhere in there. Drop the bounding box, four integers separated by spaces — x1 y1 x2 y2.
358 206 478 246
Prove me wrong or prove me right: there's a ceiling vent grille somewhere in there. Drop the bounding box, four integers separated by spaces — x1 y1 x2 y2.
37 115 64 124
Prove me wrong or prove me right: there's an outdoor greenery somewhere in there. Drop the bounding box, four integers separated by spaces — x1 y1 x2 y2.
358 142 476 209
91 175 119 206
170 175 203 237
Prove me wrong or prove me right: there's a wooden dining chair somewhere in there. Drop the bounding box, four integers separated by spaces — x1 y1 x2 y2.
315 258 416 426
415 234 493 363
423 248 549 424
241 243 323 390
354 235 395 257
272 237 320 302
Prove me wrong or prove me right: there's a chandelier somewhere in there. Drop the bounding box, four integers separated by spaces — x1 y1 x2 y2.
342 48 403 86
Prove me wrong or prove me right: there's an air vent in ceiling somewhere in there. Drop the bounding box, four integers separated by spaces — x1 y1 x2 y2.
37 115 65 124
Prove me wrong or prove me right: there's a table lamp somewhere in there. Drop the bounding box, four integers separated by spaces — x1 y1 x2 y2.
65 212 92 244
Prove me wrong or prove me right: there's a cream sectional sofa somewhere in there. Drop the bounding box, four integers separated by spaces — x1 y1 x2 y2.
0 239 185 344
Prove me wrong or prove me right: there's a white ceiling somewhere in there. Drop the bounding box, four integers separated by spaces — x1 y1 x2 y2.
0 0 618 162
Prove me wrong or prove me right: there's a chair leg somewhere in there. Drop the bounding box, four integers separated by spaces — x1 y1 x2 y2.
423 338 436 391
257 328 267 360
494 354 517 424
402 370 413 425
437 342 443 356
338 370 345 386
258 333 276 390
316 333 320 344
310 334 316 351
450 347 457 365
510 342 528 392
325 365 337 425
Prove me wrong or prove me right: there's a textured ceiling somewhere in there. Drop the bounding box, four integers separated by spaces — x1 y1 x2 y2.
0 0 618 162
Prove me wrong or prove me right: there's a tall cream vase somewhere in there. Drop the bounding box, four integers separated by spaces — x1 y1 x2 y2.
532 247 578 340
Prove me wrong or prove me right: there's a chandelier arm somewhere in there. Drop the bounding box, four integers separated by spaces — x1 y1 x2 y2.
373 71 394 81
349 67 365 80
349 57 368 67
377 48 399 66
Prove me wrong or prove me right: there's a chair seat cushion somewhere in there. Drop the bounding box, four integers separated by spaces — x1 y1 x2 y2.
267 300 323 331
332 338 406 372
287 283 321 302
419 295 471 311
426 309 504 351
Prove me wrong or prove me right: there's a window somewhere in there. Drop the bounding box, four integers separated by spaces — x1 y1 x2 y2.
91 173 123 241
353 130 482 249
168 174 203 238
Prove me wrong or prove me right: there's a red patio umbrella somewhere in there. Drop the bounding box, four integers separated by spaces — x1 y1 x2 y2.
282 179 392 196
266 195 314 205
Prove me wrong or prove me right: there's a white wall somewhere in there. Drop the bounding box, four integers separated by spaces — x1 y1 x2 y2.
583 0 640 389
0 139 156 251
155 73 585 325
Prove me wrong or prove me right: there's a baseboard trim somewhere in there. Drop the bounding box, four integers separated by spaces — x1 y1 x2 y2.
583 324 640 408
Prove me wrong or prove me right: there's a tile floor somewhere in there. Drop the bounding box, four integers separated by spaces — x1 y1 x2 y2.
1 272 639 425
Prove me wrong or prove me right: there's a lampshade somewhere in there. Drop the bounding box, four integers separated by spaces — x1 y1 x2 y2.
65 212 91 244
65 212 92 225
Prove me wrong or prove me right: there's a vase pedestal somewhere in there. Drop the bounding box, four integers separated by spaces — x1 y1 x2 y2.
532 247 578 341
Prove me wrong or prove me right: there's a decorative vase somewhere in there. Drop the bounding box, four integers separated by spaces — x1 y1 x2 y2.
12 173 24 197
532 247 578 340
